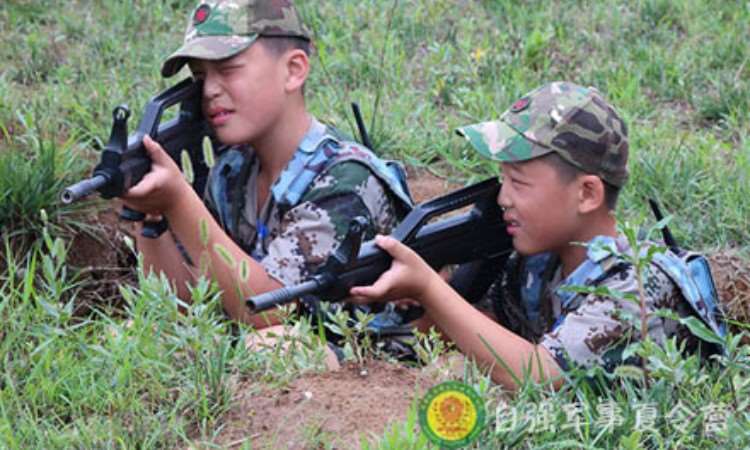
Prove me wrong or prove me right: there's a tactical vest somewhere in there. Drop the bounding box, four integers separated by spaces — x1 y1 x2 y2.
496 236 726 349
206 118 413 253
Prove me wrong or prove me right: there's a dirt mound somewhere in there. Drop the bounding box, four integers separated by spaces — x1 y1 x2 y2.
214 358 462 449
709 250 750 336
67 206 136 314
406 167 461 203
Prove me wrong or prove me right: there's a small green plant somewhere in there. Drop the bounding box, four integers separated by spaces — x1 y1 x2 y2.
410 326 450 366
300 420 340 450
322 304 377 365
245 303 332 382
361 401 433 450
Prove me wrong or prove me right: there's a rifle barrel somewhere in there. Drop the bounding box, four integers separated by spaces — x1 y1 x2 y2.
60 175 108 204
248 277 328 312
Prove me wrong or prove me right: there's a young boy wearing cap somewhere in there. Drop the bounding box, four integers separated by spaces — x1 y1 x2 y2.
121 0 412 331
350 81 720 390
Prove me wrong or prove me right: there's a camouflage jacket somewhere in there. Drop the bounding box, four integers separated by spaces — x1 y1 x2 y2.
203 117 412 285
482 235 710 372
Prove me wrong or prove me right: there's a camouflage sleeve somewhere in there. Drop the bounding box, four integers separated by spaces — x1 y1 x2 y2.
261 161 401 286
202 172 220 221
539 265 679 371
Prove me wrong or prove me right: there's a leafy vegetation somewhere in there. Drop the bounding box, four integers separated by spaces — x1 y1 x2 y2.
0 0 748 448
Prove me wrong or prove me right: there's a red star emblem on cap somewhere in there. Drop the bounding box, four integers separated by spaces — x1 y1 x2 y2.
510 97 530 113
193 4 210 25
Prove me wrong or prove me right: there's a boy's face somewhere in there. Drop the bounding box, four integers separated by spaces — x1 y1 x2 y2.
498 158 582 256
189 42 287 146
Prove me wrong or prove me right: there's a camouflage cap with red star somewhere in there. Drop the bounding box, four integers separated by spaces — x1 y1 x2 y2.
456 81 630 187
161 0 311 78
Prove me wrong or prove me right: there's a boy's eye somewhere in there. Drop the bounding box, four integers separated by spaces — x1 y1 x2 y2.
499 172 525 186
218 64 241 73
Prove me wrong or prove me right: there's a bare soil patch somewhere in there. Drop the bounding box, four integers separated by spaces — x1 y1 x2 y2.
67 205 136 314
405 166 461 203
214 358 463 450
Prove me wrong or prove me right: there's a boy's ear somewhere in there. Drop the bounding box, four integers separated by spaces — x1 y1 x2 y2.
283 49 309 93
577 175 606 214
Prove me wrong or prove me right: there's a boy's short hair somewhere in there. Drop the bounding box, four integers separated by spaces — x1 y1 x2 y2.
258 36 312 57
456 81 630 190
540 152 621 210
161 0 311 78
257 36 312 95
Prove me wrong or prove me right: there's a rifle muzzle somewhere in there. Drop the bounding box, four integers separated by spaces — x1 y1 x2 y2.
60 174 108 204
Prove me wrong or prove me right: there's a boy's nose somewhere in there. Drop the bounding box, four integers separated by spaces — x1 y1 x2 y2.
497 181 512 210
202 74 221 100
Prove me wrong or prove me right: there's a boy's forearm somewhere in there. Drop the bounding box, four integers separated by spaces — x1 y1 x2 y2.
162 184 283 326
418 276 563 390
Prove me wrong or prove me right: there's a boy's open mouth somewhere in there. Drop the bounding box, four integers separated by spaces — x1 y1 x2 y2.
504 215 520 235
207 107 233 126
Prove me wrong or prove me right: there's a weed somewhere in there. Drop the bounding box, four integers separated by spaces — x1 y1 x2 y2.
410 326 451 366
0 127 90 255
361 401 433 450
322 304 378 366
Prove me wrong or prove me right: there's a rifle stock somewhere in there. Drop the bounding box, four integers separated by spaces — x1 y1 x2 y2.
247 178 512 312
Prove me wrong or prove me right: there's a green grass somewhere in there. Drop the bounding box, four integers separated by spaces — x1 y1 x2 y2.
1 0 749 448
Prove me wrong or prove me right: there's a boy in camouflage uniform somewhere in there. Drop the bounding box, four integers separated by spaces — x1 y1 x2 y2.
350 81 712 390
122 0 411 337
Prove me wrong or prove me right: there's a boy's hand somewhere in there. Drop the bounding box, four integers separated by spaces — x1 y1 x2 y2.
121 135 189 216
349 235 438 304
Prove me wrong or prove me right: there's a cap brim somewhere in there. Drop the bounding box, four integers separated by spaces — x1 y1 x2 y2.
456 119 551 162
160 35 258 78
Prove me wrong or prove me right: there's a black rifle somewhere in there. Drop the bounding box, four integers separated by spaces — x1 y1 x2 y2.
246 178 513 312
61 78 211 237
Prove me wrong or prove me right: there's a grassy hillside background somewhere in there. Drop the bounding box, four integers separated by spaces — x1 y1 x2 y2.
0 0 749 448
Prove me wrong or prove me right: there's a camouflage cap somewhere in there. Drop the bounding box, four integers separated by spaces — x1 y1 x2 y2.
161 0 311 78
456 81 629 187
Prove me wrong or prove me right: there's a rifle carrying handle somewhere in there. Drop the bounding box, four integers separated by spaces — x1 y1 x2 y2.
141 78 202 138
391 178 499 243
